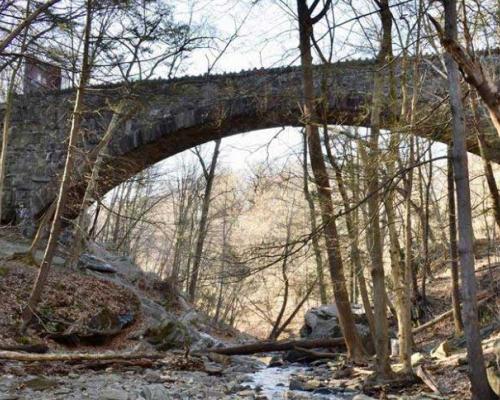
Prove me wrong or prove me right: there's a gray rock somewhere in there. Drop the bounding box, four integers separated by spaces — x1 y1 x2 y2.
24 376 59 391
79 253 117 273
289 376 320 392
268 355 284 367
299 305 342 339
100 388 129 400
294 304 375 357
352 395 377 400
141 384 171 400
143 370 163 384
144 318 200 351
191 331 218 351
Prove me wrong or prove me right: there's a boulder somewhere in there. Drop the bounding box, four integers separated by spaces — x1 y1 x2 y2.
88 307 134 334
141 384 172 400
192 331 218 351
139 297 171 327
299 305 342 339
144 318 200 351
79 253 117 274
50 306 135 345
290 304 374 358
99 388 129 400
24 377 58 391
352 395 377 400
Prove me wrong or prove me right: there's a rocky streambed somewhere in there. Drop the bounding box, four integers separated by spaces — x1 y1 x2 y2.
0 356 372 400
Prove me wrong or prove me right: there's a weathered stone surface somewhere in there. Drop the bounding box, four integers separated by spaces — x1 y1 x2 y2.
144 318 200 351
79 253 117 274
99 388 129 400
352 395 377 400
3 54 499 222
23 377 59 391
285 303 374 360
140 384 171 400
299 305 343 339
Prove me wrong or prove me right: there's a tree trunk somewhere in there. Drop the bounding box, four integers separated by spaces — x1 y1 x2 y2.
442 1 496 398
302 132 328 304
364 0 393 378
68 105 130 267
447 147 464 335
188 139 221 302
296 0 366 362
272 278 317 339
323 131 375 338
429 16 500 136
269 210 293 340
421 147 433 303
20 0 94 329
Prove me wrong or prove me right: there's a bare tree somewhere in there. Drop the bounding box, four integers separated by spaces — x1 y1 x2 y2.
21 0 94 329
440 0 496 397
296 0 366 361
188 139 222 302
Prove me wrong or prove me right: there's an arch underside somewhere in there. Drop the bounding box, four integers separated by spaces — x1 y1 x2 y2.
54 100 498 221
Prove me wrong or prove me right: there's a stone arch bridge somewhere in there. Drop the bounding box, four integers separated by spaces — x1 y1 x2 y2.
2 56 500 221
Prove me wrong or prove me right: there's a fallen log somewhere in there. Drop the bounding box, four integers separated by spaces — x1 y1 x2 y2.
292 346 339 360
203 337 345 356
0 343 48 353
412 291 494 335
71 359 156 371
0 351 165 362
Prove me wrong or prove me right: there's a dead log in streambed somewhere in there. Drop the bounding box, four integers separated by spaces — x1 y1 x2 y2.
201 337 346 356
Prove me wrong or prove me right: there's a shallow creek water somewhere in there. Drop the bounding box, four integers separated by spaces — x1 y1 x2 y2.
243 362 351 399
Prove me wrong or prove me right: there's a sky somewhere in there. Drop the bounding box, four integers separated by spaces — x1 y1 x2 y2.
106 0 464 182
158 0 309 175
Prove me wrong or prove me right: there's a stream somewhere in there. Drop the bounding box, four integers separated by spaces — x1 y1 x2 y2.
243 360 359 399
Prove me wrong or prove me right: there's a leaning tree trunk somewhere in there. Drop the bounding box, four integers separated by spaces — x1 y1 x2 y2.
68 103 131 268
323 131 375 338
302 133 328 304
442 1 496 398
21 0 94 329
296 0 366 361
269 212 293 340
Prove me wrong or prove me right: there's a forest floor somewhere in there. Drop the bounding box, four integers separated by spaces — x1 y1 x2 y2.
0 227 498 399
